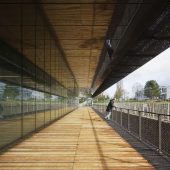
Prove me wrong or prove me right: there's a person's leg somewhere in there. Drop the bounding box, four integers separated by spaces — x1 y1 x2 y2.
105 111 109 119
108 111 111 120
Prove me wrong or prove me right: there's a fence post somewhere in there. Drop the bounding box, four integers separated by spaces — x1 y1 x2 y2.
168 103 170 121
120 108 122 126
115 107 117 122
111 108 113 121
10 102 13 115
112 107 116 121
27 102 29 113
127 109 130 131
139 111 142 140
152 103 154 113
158 114 162 153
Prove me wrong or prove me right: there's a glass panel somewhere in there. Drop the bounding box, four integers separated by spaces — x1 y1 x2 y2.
36 91 45 129
22 4 36 135
0 82 21 148
35 13 45 129
44 29 51 123
0 1 78 150
51 95 56 120
44 93 51 123
23 88 36 135
0 2 22 148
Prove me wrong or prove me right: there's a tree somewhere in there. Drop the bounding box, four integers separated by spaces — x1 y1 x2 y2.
2 84 20 100
79 89 92 104
122 89 129 100
114 88 122 100
114 80 124 101
94 93 110 103
144 80 160 99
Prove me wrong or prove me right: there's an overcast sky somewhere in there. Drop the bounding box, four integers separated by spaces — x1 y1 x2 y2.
104 47 170 98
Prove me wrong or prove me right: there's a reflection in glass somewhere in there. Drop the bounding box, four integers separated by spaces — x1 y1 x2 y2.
0 1 78 150
0 82 21 148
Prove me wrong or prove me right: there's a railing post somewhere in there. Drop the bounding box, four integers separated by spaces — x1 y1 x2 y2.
120 108 122 126
139 111 142 140
168 103 170 121
27 102 28 113
158 114 162 153
115 107 117 122
10 102 13 115
111 108 113 121
111 108 116 121
127 109 130 131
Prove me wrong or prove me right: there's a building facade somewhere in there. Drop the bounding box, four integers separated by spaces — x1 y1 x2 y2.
160 86 170 99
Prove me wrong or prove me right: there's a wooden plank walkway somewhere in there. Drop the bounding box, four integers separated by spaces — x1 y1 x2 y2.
0 107 154 170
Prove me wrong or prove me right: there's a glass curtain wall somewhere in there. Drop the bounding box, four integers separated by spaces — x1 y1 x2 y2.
0 1 78 150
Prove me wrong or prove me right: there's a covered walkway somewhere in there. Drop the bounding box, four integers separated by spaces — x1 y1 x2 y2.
0 1 170 169
0 107 154 170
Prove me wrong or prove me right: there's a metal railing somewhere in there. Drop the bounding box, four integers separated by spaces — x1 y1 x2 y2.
93 104 170 156
0 103 77 151
116 102 170 115
0 103 63 119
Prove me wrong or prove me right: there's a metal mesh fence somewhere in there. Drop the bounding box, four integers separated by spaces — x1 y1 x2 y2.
116 110 121 125
93 103 170 157
162 115 170 155
141 115 159 148
129 114 139 136
112 110 117 121
122 112 128 130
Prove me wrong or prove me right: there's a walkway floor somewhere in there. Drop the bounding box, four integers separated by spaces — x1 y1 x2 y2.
0 107 155 170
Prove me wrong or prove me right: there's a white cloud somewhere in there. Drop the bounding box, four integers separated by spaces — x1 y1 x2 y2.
104 47 170 98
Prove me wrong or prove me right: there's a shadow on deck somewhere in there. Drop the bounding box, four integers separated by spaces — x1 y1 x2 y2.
95 108 170 170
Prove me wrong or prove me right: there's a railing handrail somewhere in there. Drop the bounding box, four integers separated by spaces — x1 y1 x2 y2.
92 104 170 156
93 103 169 116
114 106 167 116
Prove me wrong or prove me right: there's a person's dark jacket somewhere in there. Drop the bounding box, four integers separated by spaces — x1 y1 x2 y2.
106 101 114 112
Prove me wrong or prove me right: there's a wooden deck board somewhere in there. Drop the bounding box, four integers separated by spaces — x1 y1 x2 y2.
0 107 154 170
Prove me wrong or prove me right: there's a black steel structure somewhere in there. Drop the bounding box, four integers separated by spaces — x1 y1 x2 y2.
92 0 170 96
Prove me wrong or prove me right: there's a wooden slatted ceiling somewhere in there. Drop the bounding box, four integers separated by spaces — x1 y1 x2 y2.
0 107 154 170
42 2 114 88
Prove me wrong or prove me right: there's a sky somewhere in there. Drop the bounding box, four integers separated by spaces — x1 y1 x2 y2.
104 47 170 98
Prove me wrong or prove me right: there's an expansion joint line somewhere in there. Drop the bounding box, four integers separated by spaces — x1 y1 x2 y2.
72 109 83 170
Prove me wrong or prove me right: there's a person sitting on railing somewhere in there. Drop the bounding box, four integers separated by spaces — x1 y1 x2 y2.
105 99 115 120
